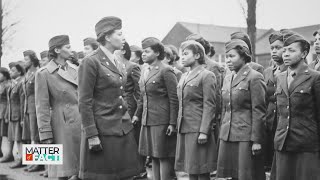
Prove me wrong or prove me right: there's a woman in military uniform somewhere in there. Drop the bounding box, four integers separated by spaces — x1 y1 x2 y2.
78 17 143 180
175 40 217 180
271 32 320 180
217 39 266 180
35 35 81 180
132 37 179 180
7 62 25 169
0 67 12 162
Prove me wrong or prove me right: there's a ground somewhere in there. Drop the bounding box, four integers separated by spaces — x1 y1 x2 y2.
0 163 270 180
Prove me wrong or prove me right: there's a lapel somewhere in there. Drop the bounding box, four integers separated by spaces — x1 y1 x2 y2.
231 64 250 88
278 71 289 97
145 61 161 84
288 66 311 94
97 48 121 76
183 66 204 89
47 60 78 86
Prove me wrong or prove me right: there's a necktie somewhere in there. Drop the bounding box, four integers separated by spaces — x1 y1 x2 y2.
315 60 320 71
144 67 151 80
287 71 296 88
274 67 281 76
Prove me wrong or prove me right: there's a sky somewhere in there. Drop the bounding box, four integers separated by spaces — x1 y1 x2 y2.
1 0 319 67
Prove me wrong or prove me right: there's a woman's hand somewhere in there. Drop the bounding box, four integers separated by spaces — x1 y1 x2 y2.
252 143 262 155
166 125 175 136
41 139 54 144
132 116 140 125
198 133 208 144
88 136 103 152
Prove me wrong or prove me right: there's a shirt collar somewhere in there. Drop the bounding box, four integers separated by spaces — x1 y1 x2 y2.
100 45 115 62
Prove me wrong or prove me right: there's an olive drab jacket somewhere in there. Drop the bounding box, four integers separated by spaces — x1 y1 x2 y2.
220 64 267 144
274 64 320 152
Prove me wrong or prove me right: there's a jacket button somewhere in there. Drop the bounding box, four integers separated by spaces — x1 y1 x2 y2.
300 90 304 93
273 110 276 113
287 106 289 109
287 116 290 119
120 86 123 90
152 81 155 83
287 126 289 129
119 105 123 109
119 96 122 99
228 103 231 105
120 77 122 80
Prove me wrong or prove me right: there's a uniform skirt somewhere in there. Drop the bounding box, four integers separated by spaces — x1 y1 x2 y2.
8 121 22 142
139 125 176 158
79 130 143 180
175 132 217 174
0 119 8 137
270 151 320 180
217 140 265 180
22 113 39 141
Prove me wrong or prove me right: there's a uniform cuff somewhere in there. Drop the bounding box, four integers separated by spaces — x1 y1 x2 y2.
84 124 99 139
39 132 53 141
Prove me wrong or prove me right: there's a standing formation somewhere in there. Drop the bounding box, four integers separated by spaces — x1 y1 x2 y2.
0 16 319 180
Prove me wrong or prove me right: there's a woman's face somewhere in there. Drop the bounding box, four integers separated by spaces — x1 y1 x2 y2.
130 52 140 64
10 67 20 79
84 45 94 56
57 44 73 60
24 55 32 68
107 29 125 50
181 49 197 67
282 42 307 67
142 47 158 65
0 73 5 82
270 40 284 64
226 49 245 72
314 33 320 54
40 57 50 67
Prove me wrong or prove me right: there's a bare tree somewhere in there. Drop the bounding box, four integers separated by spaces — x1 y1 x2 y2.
239 0 257 61
0 0 20 66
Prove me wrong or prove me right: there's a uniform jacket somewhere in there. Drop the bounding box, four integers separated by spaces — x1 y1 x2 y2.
263 65 287 131
204 57 225 122
135 61 178 126
177 66 216 134
173 67 182 81
35 60 81 176
78 48 133 139
308 58 320 71
0 80 10 119
7 77 25 122
35 60 81 141
249 61 265 75
122 59 141 118
220 64 267 143
22 70 37 114
274 64 320 152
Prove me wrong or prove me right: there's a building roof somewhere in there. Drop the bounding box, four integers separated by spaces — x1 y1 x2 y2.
256 24 320 55
177 22 271 43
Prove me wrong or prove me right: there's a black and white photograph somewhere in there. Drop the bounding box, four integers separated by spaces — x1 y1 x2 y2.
0 0 319 179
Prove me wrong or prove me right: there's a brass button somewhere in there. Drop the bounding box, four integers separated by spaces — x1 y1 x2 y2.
120 86 123 90
119 105 123 109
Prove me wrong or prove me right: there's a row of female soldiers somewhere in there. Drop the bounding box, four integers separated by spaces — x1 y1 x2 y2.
0 16 319 180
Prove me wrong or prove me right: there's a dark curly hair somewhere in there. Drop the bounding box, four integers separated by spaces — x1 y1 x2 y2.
0 67 11 80
149 43 165 60
122 42 131 61
208 44 216 58
193 37 211 55
12 63 25 76
234 45 252 63
133 50 144 65
48 45 62 59
96 30 115 46
297 40 311 55
183 43 205 64
25 53 40 70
